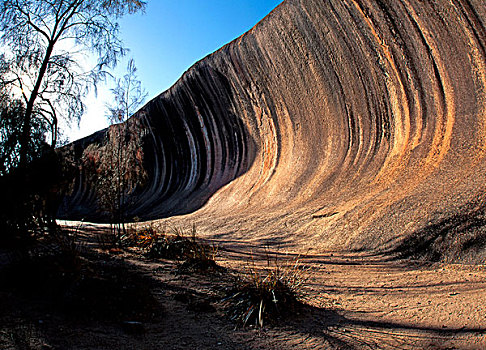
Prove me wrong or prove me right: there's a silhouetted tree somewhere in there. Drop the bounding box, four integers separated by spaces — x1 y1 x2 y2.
83 59 147 245
0 0 146 170
0 0 146 243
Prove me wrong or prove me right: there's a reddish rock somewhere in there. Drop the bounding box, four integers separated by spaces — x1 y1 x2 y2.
60 0 486 263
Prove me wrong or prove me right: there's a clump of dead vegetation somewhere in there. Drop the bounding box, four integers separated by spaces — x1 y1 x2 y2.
124 224 220 273
224 252 311 327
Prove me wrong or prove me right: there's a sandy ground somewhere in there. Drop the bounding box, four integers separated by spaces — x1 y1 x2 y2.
1 223 485 350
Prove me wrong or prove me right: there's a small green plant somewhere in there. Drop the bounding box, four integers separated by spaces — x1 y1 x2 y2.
225 252 310 327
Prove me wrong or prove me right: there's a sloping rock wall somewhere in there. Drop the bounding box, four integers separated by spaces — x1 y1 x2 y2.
61 0 486 260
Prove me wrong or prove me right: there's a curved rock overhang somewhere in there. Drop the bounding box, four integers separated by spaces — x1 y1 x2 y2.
60 0 486 260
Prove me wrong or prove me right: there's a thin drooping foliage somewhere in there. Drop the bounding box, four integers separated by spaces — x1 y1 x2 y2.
0 0 146 244
0 89 35 177
82 59 147 244
0 0 146 169
83 119 146 243
107 59 147 125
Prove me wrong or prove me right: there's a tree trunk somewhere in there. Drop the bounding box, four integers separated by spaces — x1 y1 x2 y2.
18 41 55 168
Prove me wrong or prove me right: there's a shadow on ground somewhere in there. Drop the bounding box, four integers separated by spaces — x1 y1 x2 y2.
1 223 485 349
280 304 486 350
386 195 486 263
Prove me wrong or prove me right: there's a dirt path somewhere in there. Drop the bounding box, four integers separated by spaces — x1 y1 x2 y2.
212 242 486 349
1 224 485 349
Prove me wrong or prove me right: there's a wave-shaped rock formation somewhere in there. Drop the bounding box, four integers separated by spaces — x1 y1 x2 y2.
61 0 486 262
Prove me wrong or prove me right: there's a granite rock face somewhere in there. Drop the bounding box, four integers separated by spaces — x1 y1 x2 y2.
61 0 486 261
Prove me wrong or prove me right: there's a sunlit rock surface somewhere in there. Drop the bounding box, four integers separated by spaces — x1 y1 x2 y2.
60 0 486 262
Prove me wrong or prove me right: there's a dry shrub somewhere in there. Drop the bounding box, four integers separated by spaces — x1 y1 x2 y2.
123 222 160 248
125 224 219 272
225 252 310 327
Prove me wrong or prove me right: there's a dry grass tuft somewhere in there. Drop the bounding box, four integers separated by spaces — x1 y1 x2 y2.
224 252 311 327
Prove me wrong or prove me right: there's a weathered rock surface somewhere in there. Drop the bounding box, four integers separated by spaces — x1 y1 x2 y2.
60 0 486 262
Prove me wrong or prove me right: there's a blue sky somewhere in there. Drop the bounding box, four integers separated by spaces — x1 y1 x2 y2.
71 0 283 140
